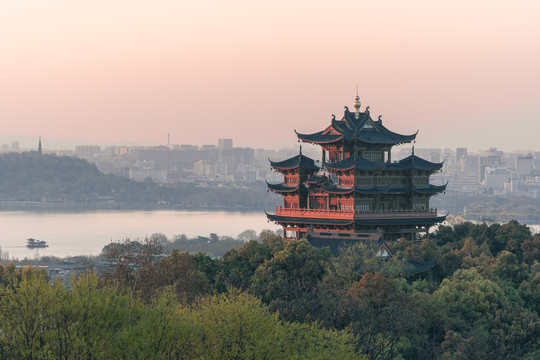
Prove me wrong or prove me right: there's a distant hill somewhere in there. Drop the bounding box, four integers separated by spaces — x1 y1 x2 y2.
0 152 277 210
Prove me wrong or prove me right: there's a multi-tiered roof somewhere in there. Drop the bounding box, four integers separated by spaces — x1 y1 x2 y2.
267 96 446 241
296 107 417 146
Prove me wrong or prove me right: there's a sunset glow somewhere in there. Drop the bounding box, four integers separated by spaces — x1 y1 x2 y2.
1 1 539 151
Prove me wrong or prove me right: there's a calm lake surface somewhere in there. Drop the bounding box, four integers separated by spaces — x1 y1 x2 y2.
0 210 279 260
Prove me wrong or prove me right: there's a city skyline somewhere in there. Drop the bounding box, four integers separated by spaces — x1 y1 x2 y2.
1 1 539 151
2 135 540 155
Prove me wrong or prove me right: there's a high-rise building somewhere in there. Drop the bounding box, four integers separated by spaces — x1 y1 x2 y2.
75 145 101 160
218 139 233 149
517 154 534 176
266 96 446 241
456 148 467 161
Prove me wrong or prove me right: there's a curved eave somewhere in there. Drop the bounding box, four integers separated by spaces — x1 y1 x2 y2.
331 118 352 135
351 131 418 145
412 166 443 172
295 130 343 144
398 155 444 171
266 182 301 194
321 186 355 195
269 154 319 171
269 158 299 171
374 123 418 143
324 157 386 172
412 183 447 195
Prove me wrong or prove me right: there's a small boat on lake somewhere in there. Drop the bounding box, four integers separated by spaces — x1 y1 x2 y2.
26 238 48 248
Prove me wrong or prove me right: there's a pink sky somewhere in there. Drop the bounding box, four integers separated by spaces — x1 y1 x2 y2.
1 1 539 151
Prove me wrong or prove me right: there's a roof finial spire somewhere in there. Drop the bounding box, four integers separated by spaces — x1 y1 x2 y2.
38 136 42 156
354 86 361 120
299 145 302 156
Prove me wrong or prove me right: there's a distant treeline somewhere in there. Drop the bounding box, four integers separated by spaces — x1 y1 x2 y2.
433 193 540 223
0 152 279 210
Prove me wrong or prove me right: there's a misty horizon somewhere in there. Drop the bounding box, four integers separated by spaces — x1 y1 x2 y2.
1 134 539 155
1 1 539 152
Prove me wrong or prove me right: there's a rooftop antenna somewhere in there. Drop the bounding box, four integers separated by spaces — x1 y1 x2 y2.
168 133 170 146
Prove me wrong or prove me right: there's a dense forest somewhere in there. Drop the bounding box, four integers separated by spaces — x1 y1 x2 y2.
0 152 277 210
2 221 540 359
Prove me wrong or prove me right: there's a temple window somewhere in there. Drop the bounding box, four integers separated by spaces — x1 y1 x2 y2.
340 203 353 211
364 152 382 162
357 204 370 212
414 203 427 210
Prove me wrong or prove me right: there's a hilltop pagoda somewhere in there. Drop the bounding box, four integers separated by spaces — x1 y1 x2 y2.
266 95 446 241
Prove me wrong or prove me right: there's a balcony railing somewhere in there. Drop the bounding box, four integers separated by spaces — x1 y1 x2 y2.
275 207 438 220
276 207 354 219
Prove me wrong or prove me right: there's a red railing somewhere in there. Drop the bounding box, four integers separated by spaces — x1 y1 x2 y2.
276 207 354 219
275 207 438 220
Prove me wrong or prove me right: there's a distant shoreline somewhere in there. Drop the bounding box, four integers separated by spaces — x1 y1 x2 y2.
0 201 266 213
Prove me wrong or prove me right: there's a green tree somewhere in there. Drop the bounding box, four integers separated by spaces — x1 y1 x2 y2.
179 290 363 359
250 239 331 322
342 272 422 360
110 289 193 360
0 267 54 359
134 250 211 303
221 240 273 290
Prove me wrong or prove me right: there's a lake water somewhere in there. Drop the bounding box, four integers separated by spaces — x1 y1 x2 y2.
2 211 539 261
0 210 279 260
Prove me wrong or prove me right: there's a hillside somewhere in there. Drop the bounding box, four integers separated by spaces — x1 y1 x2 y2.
0 152 277 210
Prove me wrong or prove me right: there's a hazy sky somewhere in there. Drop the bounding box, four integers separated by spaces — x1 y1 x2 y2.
1 1 539 151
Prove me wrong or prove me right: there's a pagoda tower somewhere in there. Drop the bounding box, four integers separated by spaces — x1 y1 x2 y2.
266 96 446 241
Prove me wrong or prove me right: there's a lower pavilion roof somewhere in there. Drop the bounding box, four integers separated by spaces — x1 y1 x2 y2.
266 213 447 226
387 155 444 171
266 213 354 226
266 182 303 193
324 155 386 171
306 233 435 274
305 174 328 185
325 154 443 172
269 154 319 171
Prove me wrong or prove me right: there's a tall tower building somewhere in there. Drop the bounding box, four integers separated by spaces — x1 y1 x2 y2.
266 96 446 241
